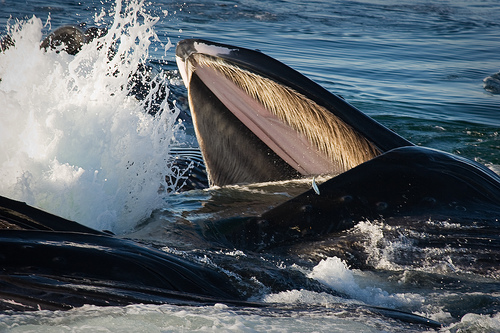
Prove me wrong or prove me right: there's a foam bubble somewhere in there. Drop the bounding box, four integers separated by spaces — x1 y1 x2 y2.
352 220 406 271
0 1 180 233
0 303 408 333
308 257 424 309
446 312 500 333
263 289 357 307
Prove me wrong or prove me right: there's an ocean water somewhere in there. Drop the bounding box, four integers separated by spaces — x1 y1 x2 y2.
1 0 500 332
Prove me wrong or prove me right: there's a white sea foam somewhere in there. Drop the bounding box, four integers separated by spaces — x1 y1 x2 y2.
351 220 478 275
0 1 180 233
351 220 410 271
0 301 497 333
485 161 500 177
262 255 424 312
447 312 500 333
263 289 359 307
307 257 425 309
0 303 406 333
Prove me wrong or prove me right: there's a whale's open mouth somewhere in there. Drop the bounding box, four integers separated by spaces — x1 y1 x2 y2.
175 39 412 186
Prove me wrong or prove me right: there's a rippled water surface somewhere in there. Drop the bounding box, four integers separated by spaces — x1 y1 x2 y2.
1 0 500 332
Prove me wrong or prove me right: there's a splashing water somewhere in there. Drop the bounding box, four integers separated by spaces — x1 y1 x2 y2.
307 257 424 309
0 1 180 233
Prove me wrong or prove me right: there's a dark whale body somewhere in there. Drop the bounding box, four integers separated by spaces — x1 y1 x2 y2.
205 146 500 251
0 196 245 311
39 25 107 55
0 195 442 328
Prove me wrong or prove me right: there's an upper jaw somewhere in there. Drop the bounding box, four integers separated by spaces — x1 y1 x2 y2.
175 39 239 86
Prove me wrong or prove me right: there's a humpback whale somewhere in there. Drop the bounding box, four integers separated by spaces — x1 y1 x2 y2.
174 38 500 264
39 25 107 55
0 195 443 328
484 70 500 94
0 195 444 328
203 145 500 251
175 39 413 186
0 196 246 311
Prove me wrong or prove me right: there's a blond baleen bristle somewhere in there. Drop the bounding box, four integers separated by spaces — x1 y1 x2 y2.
190 54 380 173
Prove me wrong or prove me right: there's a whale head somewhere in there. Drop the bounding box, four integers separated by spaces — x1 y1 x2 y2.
176 39 412 186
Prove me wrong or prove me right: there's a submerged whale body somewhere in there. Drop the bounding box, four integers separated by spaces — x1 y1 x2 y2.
39 25 107 55
0 195 443 328
205 145 500 251
484 71 500 94
0 197 246 311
